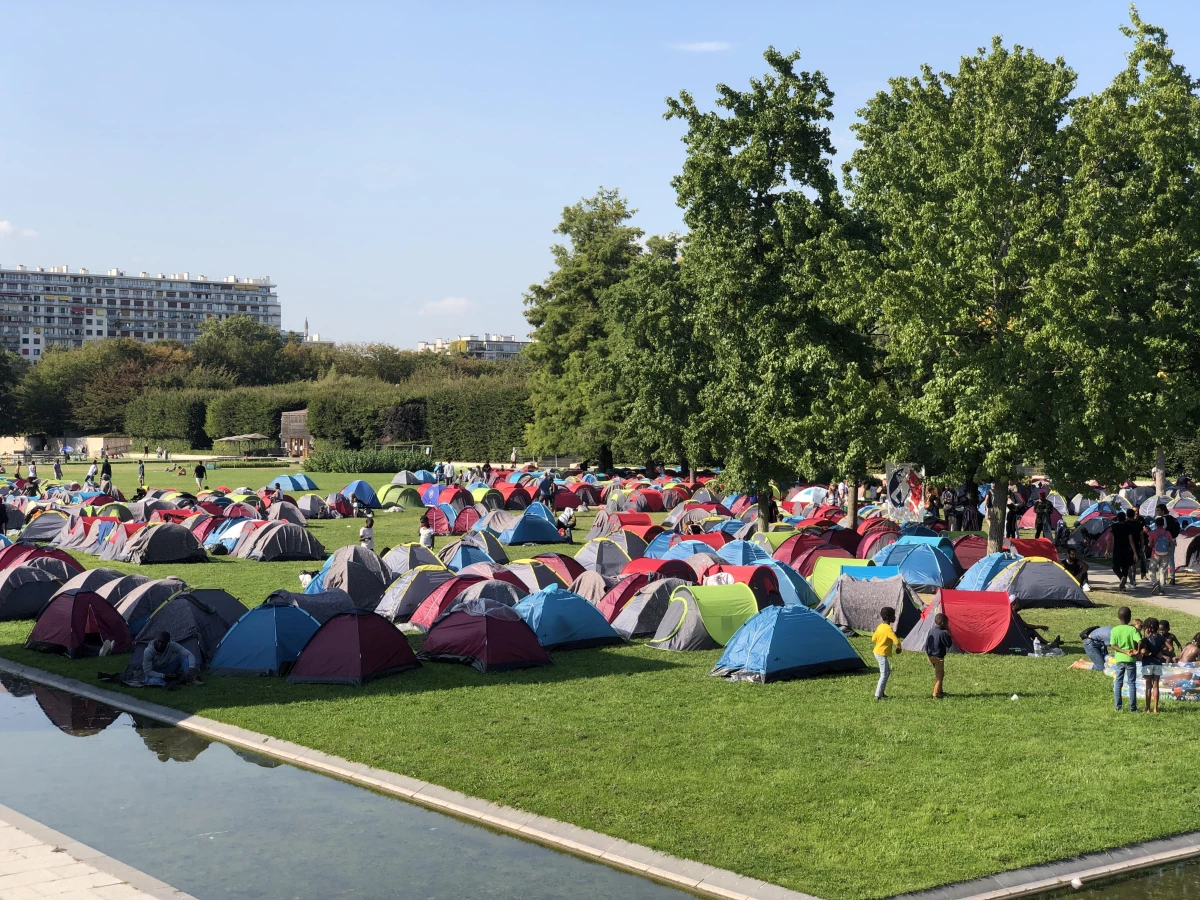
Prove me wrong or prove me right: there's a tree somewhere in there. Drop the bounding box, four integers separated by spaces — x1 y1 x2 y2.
523 189 644 469
846 38 1077 549
667 48 865 518
0 351 27 434
192 315 285 385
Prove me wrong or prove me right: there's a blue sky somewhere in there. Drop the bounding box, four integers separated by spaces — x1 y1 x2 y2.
2 1 1198 344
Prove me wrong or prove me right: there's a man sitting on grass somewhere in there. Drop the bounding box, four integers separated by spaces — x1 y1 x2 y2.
1011 600 1061 650
143 632 200 687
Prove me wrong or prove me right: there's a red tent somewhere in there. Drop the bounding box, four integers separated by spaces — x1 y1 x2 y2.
630 490 664 512
1006 537 1057 560
857 529 899 560
439 485 473 512
621 557 697 583
700 564 783 608
551 489 581 511
622 524 664 542
819 528 862 555
671 531 729 551
151 509 194 525
417 598 550 673
595 573 651 622
0 544 83 575
25 590 132 658
456 562 528 592
857 518 899 536
952 534 989 570
408 576 488 632
532 553 586 585
494 483 532 510
905 590 1035 655
613 512 652 528
772 533 828 567
287 611 420 684
794 544 851 577
1018 507 1062 530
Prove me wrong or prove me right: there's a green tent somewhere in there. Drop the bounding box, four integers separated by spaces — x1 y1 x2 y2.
810 558 874 601
648 584 759 651
752 530 795 552
378 483 423 509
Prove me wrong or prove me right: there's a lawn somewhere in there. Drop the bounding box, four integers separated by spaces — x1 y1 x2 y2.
2 461 1200 899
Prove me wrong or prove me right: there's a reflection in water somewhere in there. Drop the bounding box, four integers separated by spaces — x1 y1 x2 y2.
230 746 282 769
131 714 212 762
1047 860 1200 898
32 684 121 737
0 672 34 697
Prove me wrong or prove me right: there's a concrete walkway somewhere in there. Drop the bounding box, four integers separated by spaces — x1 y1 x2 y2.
0 805 193 900
1086 562 1200 618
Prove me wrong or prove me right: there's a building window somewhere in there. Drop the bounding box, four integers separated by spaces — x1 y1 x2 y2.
86 330 92 336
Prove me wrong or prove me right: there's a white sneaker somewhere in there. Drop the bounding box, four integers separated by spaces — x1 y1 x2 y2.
1082 584 1092 593
98 639 114 657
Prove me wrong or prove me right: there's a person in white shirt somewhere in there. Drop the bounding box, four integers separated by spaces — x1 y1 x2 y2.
419 513 435 549
359 516 375 551
556 507 577 543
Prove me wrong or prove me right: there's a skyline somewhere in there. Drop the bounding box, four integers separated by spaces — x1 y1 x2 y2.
3 0 1199 345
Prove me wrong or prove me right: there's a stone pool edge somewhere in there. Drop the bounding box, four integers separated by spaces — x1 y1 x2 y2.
0 657 818 900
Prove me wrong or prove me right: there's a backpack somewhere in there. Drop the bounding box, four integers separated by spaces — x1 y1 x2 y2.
1153 530 1171 556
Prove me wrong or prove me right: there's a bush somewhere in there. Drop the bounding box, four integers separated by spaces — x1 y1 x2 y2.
306 377 402 450
424 376 531 461
303 448 429 474
127 438 202 454
124 389 214 447
204 383 310 441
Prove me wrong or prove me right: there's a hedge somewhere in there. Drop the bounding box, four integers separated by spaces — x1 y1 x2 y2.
204 383 311 442
303 448 429 474
306 377 402 450
424 377 530 461
124 389 213 448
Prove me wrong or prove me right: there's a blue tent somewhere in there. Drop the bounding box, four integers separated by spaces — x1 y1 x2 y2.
513 585 623 650
663 540 719 561
208 601 321 676
269 474 318 492
713 519 746 535
413 469 437 483
893 534 962 574
898 523 939 538
202 517 249 550
523 502 556 523
445 544 494 572
958 552 1020 591
847 565 902 581
712 605 866 683
0 534 9 549
341 480 380 509
872 543 958 590
763 560 820 608
421 483 442 506
303 550 339 594
718 540 772 566
644 533 674 559
498 509 564 545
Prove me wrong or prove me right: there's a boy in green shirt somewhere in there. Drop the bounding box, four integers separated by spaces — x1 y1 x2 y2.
1110 607 1141 712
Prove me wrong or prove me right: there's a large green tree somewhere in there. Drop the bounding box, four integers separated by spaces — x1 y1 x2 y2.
523 189 643 469
192 314 285 386
667 48 870 508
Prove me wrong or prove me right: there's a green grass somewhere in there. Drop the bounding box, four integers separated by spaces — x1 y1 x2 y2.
4 463 1200 898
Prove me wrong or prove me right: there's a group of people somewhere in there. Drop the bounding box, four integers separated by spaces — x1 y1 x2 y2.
926 484 984 531
1085 607 1200 713
1109 505 1179 594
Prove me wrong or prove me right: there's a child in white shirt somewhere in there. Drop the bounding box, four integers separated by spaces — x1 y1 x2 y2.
359 516 375 551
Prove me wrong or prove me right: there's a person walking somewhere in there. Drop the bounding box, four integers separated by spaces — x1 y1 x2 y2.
192 462 206 491
1032 492 1054 539
27 460 37 482
100 458 112 482
1130 510 1150 582
137 459 145 487
1148 518 1172 595
1156 503 1180 585
924 612 953 698
0 501 8 537
1110 607 1141 713
1110 512 1138 591
52 458 62 480
871 607 902 700
941 487 957 530
1005 490 1023 539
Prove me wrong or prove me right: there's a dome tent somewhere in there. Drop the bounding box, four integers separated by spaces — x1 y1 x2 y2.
904 589 1036 655
871 542 958 591
958 552 1020 592
647 583 760 651
611 578 689 639
713 605 866 683
269 474 318 492
986 557 1092 608
26 590 132 658
288 610 419 685
376 566 456 623
418 596 551 673
382 543 444 578
513 585 623 651
823 574 923 637
209 601 322 676
340 480 380 509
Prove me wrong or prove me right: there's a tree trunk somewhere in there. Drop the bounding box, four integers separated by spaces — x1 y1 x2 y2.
598 444 613 473
679 453 690 482
986 487 1007 554
1155 445 1167 495
848 478 859 530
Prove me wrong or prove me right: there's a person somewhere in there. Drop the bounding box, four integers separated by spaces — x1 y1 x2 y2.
52 458 61 480
1032 492 1055 539
1010 599 1061 649
1156 503 1180 585
359 515 375 551
156 446 163 460
193 462 206 491
872 607 902 700
99 475 113 496
131 486 147 503
350 493 363 519
482 460 492 480
1139 616 1166 714
940 487 956 529
1063 548 1091 592
444 461 456 484
273 483 283 503
1005 491 1023 539
0 501 7 536
537 472 555 505
142 632 198 687
419 513 435 550
27 460 36 481
137 459 145 487
926 490 942 523
1148 517 1172 595
924 612 953 699
100 458 112 481
1158 619 1182 660
1080 625 1112 671
762 492 778 526
556 506 576 543
1130 510 1149 580
1179 632 1200 663
510 446 518 467
1110 511 1138 591
433 461 444 485
1110 607 1141 712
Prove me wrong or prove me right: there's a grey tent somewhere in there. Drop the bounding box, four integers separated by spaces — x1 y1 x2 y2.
115 577 189 631
683 551 724 579
0 565 63 620
438 531 508 566
986 558 1092 608
50 515 89 551
824 574 923 637
261 589 357 625
93 573 153 606
266 501 308 527
454 578 525 606
319 545 390 609
50 568 124 603
187 589 248 626
23 556 80 583
127 498 174 521
381 543 442 578
611 577 689 639
733 520 760 541
296 495 330 519
583 510 622 542
569 571 621 606
243 522 326 562
475 509 519 536
1 504 26 532
125 523 207 565
574 532 646 577
391 471 425 485
121 592 242 682
375 566 456 623
18 510 70 543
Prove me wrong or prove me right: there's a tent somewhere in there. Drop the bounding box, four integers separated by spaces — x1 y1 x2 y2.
122 591 243 680
408 575 515 632
856 529 900 560
611 578 690 639
647 583 759 651
497 509 565 545
0 565 63 621
382 542 444 578
951 534 989 571
441 542 494 572
506 560 567 594
1006 537 1058 560
1018 506 1062 530
287 610 419 684
822 574 923 637
115 578 188 633
716 540 773 567
340 480 381 509
50 568 123 602
584 510 653 541
763 560 822 608
417 597 551 673
569 570 621 606
269 474 318 492
454 578 527 606
259 588 356 625
297 495 331 519
593 573 651 622
712 605 866 682
125 523 208 565
26 589 132 658
810 557 874 600
242 522 326 562
375 565 457 623
621 557 698 583
700 564 784 609
266 501 308 527
531 552 586 586
574 537 636 577
92 573 153 607
958 552 1020 592
986 557 1092 608
209 601 322 676
17 509 70 543
442 531 509 566
871 542 958 591
306 545 390 608
893 534 963 574
794 544 852 578
513 585 624 650
903 590 1035 655
378 483 418 509
392 470 436 485
457 561 529 593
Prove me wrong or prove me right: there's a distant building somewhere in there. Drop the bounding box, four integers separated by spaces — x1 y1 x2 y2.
290 318 335 348
0 263 280 358
416 333 530 361
280 409 313 458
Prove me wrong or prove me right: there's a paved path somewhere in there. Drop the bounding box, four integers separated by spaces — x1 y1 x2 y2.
1086 560 1200 618
0 805 193 900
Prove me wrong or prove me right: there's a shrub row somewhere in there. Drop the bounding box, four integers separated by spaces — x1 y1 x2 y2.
124 389 214 448
424 377 530 461
204 382 311 441
303 448 429 474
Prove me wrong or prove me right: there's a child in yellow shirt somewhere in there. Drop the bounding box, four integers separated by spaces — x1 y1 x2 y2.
871 606 902 700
